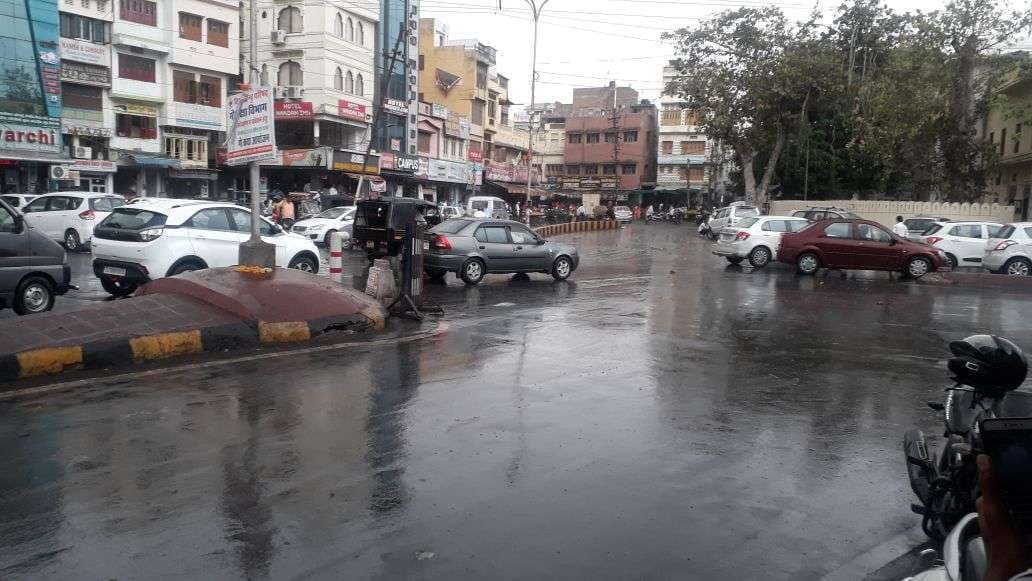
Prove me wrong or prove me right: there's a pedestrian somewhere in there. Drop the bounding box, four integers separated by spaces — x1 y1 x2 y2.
328 183 338 198
646 204 654 219
277 195 295 229
576 203 587 221
893 215 908 238
633 205 641 221
606 203 616 221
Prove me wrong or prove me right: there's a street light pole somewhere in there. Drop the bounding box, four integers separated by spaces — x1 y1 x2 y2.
523 0 548 226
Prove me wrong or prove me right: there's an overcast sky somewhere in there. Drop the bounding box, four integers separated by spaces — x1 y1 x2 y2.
417 0 1029 111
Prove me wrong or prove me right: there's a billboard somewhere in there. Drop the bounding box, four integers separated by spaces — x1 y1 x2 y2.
225 87 276 165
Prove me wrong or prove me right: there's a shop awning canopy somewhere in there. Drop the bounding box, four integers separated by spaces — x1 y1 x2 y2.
127 154 181 169
486 181 550 197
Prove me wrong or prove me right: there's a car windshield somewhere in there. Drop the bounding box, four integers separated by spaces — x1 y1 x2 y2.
736 207 759 217
434 219 473 234
615 206 630 212
905 218 936 232
90 197 125 212
471 200 490 211
737 217 760 228
98 207 167 230
997 225 1016 238
319 207 353 219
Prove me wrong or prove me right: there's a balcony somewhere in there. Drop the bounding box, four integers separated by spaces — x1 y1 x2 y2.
445 39 496 65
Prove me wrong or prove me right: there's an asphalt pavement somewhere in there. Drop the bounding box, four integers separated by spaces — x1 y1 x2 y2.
3 224 1031 579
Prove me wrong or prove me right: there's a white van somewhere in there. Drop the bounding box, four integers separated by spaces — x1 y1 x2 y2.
466 196 509 220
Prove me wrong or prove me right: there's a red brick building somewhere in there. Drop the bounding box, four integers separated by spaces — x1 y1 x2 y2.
563 96 658 196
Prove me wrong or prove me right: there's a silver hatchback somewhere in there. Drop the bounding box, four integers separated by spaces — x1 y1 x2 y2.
424 218 580 285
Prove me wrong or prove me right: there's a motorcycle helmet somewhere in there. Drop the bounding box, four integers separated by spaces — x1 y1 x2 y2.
947 334 1028 393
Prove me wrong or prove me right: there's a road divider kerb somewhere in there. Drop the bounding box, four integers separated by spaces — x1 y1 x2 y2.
533 219 619 238
130 331 203 361
16 346 83 379
258 321 311 343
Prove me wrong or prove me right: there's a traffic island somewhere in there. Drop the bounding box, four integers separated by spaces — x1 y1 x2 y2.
0 267 386 382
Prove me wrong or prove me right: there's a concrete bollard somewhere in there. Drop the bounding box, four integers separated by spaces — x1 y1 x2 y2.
329 231 343 284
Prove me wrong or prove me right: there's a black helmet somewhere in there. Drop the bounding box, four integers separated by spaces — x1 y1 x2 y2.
947 335 1028 393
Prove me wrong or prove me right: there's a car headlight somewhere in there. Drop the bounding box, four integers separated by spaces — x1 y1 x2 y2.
307 224 325 230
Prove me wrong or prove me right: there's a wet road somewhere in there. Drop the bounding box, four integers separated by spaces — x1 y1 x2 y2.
3 224 1032 579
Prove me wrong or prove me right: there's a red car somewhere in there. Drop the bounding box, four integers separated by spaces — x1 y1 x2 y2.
777 219 947 278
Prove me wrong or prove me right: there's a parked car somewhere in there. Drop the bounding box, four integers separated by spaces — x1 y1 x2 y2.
791 207 861 221
777 218 947 278
0 198 72 314
983 222 1032 275
902 215 951 240
291 206 356 247
712 215 810 267
613 205 633 224
1 194 37 209
91 199 320 297
20 192 125 251
424 218 578 285
915 220 1002 268
707 203 760 237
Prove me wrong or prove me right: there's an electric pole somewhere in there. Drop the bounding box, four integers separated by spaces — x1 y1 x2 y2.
523 0 549 225
357 24 407 199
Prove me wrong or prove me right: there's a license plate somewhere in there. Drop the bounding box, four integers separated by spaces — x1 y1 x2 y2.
366 241 374 248
422 241 430 251
103 266 127 277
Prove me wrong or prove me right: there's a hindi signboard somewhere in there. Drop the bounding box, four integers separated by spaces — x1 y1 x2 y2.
225 87 276 166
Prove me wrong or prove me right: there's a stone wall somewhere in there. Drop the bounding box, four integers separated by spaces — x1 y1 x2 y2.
768 200 1016 229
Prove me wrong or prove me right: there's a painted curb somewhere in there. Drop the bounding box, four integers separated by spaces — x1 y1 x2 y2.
533 219 620 238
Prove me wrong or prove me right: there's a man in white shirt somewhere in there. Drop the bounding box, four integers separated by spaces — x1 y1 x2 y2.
892 215 909 238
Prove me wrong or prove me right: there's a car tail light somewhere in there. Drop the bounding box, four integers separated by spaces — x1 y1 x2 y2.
433 234 452 250
79 209 95 220
925 236 943 245
993 240 1017 252
138 227 164 242
735 231 750 241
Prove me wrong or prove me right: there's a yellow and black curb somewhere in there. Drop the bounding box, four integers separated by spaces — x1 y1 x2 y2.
1 314 377 382
534 219 620 238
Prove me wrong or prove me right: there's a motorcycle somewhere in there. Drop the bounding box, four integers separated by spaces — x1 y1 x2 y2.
903 358 1031 540
904 513 986 581
646 212 666 224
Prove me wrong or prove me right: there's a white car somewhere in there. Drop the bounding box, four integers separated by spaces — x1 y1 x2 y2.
707 203 760 238
1 194 37 210
292 206 356 247
614 205 633 223
21 192 125 251
91 199 320 296
440 205 463 220
917 220 1003 269
712 215 810 267
983 222 1032 275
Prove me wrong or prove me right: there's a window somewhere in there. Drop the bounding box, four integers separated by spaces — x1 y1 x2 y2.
949 224 983 238
546 164 563 173
118 54 155 82
345 16 354 41
345 70 354 93
418 54 424 70
278 61 302 85
688 167 705 181
621 163 636 175
471 98 485 125
278 7 302 33
586 133 600 143
357 21 364 45
661 141 673 154
164 135 208 163
173 70 194 102
1001 127 1007 155
120 0 156 26
857 223 893 242
60 13 109 42
0 204 16 233
207 19 229 47
173 71 221 107
476 62 487 90
762 220 789 233
333 67 343 91
1016 123 1023 154
488 100 496 119
228 209 274 235
823 222 852 238
479 226 508 244
604 132 615 143
682 141 705 154
355 73 363 96
583 164 598 175
23 197 49 213
179 12 202 40
115 114 157 138
62 84 102 111
509 225 537 244
602 164 616 175
661 106 681 126
333 13 343 37
988 224 1003 237
568 133 582 144
787 220 810 232
187 208 232 231
418 131 431 154
566 164 580 175
198 76 221 107
623 130 638 142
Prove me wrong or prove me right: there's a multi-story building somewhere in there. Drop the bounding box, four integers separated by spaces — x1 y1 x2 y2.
656 61 721 206
1 0 66 195
984 73 1032 220
414 100 473 204
59 0 117 193
562 82 657 207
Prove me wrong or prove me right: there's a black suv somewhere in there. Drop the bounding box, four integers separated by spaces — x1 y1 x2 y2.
791 207 861 221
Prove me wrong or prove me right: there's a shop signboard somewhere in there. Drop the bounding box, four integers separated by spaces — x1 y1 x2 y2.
225 86 276 165
62 120 111 137
332 150 379 174
657 172 684 184
424 158 469 183
0 112 62 154
68 159 116 173
259 148 330 167
382 98 408 115
173 102 223 131
431 103 448 119
559 175 619 190
458 117 470 139
484 160 514 182
113 102 158 117
338 100 366 122
60 61 110 86
60 37 109 66
395 154 420 172
275 101 314 121
658 154 705 165
379 152 395 170
467 148 483 163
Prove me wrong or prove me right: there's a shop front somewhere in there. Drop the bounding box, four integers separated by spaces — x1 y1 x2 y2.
416 157 471 204
0 112 67 195
378 152 421 197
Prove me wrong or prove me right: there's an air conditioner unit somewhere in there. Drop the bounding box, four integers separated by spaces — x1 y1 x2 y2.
73 145 92 159
50 165 72 180
285 86 304 99
271 30 287 44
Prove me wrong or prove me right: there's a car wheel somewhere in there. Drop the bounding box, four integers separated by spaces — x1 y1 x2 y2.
906 256 932 278
460 258 485 285
749 246 771 268
323 230 337 246
289 254 318 273
64 229 81 252
945 253 958 269
101 277 138 297
14 276 54 315
725 256 743 265
552 255 573 281
342 236 353 250
1004 257 1031 276
169 260 204 276
796 252 820 275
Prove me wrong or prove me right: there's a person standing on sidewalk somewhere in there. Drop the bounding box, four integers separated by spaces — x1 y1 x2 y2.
893 215 908 238
277 196 295 230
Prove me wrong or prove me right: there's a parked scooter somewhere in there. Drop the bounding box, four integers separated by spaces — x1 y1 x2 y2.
646 212 666 224
903 335 1030 540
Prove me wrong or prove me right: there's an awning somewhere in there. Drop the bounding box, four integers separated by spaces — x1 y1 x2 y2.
486 181 550 197
126 154 181 169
